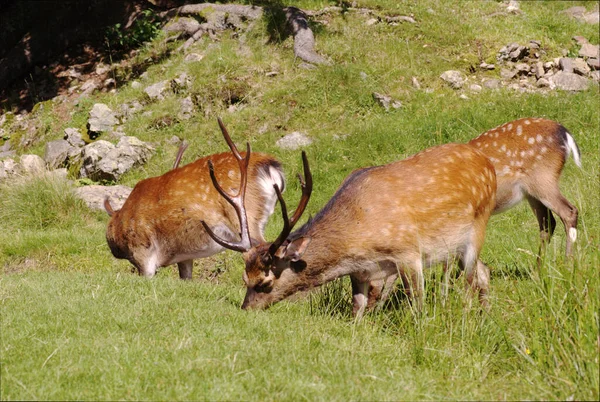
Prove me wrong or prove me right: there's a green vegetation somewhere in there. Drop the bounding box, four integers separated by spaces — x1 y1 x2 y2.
1 1 599 400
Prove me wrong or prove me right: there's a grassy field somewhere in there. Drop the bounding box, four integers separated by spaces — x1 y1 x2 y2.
1 1 599 400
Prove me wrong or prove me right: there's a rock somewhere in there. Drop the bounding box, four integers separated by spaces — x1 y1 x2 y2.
534 62 545 79
579 43 599 58
469 84 482 92
372 92 402 110
500 68 517 80
482 78 501 89
365 18 379 26
480 62 495 70
0 158 18 180
573 58 591 75
144 80 170 101
573 36 589 45
44 140 75 169
19 154 46 175
459 94 469 100
509 45 529 61
536 78 551 88
550 71 590 91
587 58 600 70
276 132 313 150
64 128 85 147
559 58 574 73
506 0 520 13
79 140 115 179
411 76 421 89
590 71 600 81
92 136 155 181
131 81 142 89
515 63 530 75
582 11 599 24
543 61 554 71
562 6 586 18
95 63 110 75
80 80 98 95
440 70 466 89
88 103 118 135
171 73 192 93
184 53 204 62
179 96 194 120
74 184 133 212
529 40 541 49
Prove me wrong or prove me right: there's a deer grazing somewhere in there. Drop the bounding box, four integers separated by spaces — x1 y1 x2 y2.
202 142 497 316
468 117 581 260
104 118 285 279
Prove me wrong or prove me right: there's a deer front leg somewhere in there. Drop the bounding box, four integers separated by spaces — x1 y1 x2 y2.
177 259 194 280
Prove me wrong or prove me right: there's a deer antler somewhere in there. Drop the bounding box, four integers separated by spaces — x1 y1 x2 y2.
268 151 312 255
201 118 253 252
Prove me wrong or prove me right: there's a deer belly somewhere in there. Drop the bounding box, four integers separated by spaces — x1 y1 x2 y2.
494 182 524 213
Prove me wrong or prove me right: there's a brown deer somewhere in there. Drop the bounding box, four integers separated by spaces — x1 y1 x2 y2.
104 118 285 279
202 142 497 316
468 118 581 259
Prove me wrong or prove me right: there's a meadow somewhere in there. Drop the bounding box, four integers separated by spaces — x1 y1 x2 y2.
1 1 599 400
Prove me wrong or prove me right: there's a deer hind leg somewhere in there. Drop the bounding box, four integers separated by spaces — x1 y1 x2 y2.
460 243 490 309
177 259 194 280
526 181 578 257
350 274 370 318
526 195 556 267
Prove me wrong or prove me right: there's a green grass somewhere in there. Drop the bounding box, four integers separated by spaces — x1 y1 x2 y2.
1 0 599 400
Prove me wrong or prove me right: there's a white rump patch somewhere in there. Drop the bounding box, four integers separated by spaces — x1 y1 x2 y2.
565 132 582 168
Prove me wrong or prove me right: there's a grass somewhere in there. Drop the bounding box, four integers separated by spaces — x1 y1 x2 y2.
1 0 599 400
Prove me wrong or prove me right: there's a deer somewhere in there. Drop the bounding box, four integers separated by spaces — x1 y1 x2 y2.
104 118 285 280
368 118 583 311
201 141 497 316
468 117 581 261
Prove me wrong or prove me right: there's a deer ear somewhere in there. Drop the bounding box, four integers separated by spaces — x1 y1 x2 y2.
284 237 311 262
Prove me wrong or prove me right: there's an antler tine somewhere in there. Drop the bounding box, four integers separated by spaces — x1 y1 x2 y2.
172 141 189 170
201 118 253 252
269 151 312 255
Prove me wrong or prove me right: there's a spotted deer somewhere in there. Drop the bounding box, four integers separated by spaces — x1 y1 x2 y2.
202 142 497 316
104 118 285 279
469 117 581 260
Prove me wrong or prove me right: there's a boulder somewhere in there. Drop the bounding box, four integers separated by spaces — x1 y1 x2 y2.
550 71 590 91
74 184 133 212
372 92 402 111
82 137 155 181
0 158 18 180
19 154 46 175
88 103 118 136
579 43 599 59
144 80 170 101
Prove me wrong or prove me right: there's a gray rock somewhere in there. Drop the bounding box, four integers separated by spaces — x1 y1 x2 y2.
536 78 551 88
500 68 517 80
44 139 74 169
144 80 170 101
559 58 574 73
74 184 133 212
372 92 402 110
509 46 529 61
276 132 313 150
179 96 194 120
411 76 421 89
573 35 589 45
590 71 600 81
573 58 591 75
64 128 85 147
587 58 600 70
479 62 495 70
118 101 144 122
92 137 155 181
184 53 204 62
482 78 501 89
172 73 192 93
534 62 545 79
131 81 142 89
88 103 118 135
79 140 115 179
579 43 599 58
0 158 18 180
515 63 530 75
469 84 482 92
550 71 590 91
582 11 599 24
19 154 46 175
439 70 466 89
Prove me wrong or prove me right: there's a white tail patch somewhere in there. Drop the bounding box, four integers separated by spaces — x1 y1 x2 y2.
565 132 582 168
569 228 577 243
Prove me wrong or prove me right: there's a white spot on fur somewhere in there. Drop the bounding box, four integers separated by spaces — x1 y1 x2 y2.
524 119 531 125
528 137 535 144
516 125 523 135
569 228 577 242
507 123 513 130
536 134 543 143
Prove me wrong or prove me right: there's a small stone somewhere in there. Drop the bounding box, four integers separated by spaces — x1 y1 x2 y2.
276 132 312 150
19 154 46 175
440 70 466 89
515 63 530 75
459 94 469 100
144 80 170 101
573 58 591 75
559 58 574 73
365 18 378 26
482 78 501 89
534 62 545 79
587 58 600 70
266 71 279 77
543 61 554 71
536 77 551 88
500 68 517 80
360 71 368 81
480 62 495 70
411 76 421 89
131 81 142 89
579 43 600 59
573 36 589 45
88 103 118 134
184 53 204 62
469 84 482 92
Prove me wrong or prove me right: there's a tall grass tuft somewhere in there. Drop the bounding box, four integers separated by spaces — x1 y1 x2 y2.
0 174 100 231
